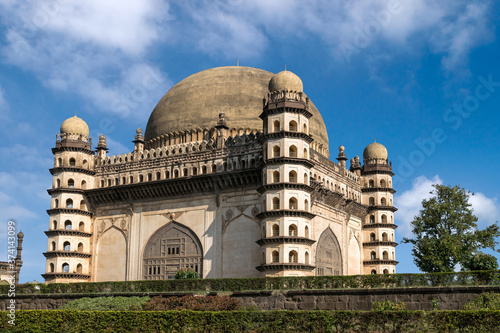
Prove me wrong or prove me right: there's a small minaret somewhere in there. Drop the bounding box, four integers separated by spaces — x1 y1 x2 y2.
336 145 347 169
14 231 23 285
43 115 94 283
96 134 108 161
350 155 361 176
214 112 229 149
256 70 316 277
360 141 398 275
133 127 145 153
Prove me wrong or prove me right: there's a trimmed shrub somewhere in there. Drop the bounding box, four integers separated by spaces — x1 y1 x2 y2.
143 295 241 311
3 270 500 295
60 296 150 311
1 310 500 332
464 292 500 310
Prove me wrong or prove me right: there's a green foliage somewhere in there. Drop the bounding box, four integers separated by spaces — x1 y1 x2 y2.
60 296 150 311
464 253 499 271
464 292 500 310
371 300 406 311
2 270 500 295
143 295 241 311
402 184 500 273
432 298 439 310
175 268 199 279
2 310 500 332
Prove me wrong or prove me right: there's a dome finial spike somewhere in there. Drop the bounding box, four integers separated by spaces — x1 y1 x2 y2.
284 64 286 71
237 58 239 66
75 110 77 117
374 137 376 143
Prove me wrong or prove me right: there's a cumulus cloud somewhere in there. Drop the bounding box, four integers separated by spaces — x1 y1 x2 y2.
469 192 500 225
395 175 443 237
395 175 500 237
0 0 171 122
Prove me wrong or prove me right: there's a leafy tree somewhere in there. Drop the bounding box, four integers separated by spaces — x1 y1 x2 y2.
463 253 499 271
402 184 500 273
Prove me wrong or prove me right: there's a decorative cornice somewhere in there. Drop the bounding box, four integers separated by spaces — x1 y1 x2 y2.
263 131 314 143
256 210 316 220
52 146 93 155
368 205 398 212
310 182 368 220
44 230 92 237
257 183 314 193
47 208 93 217
256 237 316 246
256 263 315 272
43 251 92 259
50 167 96 176
85 169 261 206
263 157 314 168
362 241 398 247
47 188 85 195
363 223 398 230
362 187 396 194
42 273 91 280
363 260 399 265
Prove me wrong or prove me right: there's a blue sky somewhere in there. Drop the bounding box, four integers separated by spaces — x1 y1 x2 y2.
0 0 499 283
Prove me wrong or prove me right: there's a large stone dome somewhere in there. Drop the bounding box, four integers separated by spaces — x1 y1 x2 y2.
144 66 329 151
363 141 388 161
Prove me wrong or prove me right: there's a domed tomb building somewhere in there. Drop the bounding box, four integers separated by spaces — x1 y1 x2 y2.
43 66 397 283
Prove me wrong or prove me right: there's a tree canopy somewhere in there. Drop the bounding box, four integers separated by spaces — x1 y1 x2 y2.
402 184 500 273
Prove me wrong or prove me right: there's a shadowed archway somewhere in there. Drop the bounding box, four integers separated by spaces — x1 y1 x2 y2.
315 228 342 276
143 222 203 280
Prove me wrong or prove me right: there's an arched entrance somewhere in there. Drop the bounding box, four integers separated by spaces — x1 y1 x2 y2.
143 222 203 280
315 228 342 276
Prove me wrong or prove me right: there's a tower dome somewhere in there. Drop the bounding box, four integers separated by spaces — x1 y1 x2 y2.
60 115 89 137
363 141 388 161
268 70 303 92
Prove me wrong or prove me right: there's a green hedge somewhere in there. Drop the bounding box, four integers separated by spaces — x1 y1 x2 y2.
1 310 500 332
3 270 500 295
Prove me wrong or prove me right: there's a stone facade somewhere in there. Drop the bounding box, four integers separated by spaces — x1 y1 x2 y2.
43 66 397 283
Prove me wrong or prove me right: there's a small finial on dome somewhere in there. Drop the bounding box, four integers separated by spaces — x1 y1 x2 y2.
284 64 286 71
339 145 345 152
75 110 77 117
374 137 376 142
237 58 239 66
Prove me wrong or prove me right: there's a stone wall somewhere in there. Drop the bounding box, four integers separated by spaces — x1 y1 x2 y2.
1 286 499 311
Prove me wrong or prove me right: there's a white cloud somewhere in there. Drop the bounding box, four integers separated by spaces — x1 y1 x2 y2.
0 0 171 122
394 175 443 237
469 192 500 225
395 175 500 237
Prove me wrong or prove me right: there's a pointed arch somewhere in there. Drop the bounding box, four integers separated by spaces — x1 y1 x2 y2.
96 226 127 282
316 228 342 276
143 221 203 280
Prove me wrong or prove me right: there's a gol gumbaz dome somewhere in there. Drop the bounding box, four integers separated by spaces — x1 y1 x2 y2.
363 141 388 161
60 115 89 137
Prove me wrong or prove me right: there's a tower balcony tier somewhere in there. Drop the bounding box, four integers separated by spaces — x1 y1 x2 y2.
260 105 313 119
361 164 394 176
363 260 399 265
363 223 398 230
367 205 398 212
45 230 92 237
362 241 398 247
256 236 316 246
256 263 315 272
52 145 92 155
257 210 316 220
263 157 314 168
263 131 313 143
42 273 91 280
47 188 85 195
47 208 92 217
43 251 92 259
257 183 314 193
362 187 396 194
50 167 96 176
